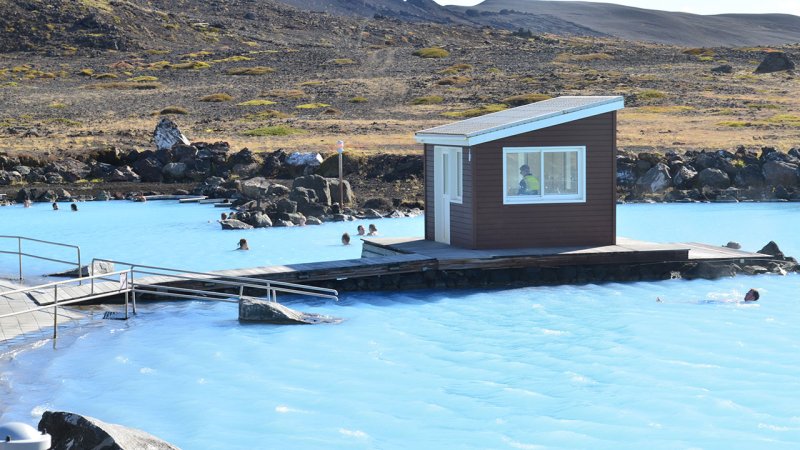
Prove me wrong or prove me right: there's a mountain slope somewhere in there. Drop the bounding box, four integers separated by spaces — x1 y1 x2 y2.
453 0 800 46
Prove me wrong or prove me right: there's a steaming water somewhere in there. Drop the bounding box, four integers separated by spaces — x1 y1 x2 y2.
1 201 800 449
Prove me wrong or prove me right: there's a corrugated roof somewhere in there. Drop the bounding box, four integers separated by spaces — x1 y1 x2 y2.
416 96 623 139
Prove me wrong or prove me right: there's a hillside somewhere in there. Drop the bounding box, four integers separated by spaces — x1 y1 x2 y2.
451 0 800 47
0 0 799 163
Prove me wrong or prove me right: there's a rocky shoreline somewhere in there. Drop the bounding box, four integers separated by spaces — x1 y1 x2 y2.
3 120 800 225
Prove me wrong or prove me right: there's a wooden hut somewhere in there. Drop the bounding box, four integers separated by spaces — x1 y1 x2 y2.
414 96 624 249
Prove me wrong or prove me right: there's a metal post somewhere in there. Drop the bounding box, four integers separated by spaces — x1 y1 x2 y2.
131 271 137 314
18 237 22 281
124 290 129 320
337 140 345 207
53 284 58 339
238 285 244 301
77 248 82 286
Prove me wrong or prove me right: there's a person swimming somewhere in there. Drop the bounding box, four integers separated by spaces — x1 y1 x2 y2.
70 203 78 212
357 225 366 236
744 288 759 302
342 232 351 245
237 238 249 250
367 224 378 236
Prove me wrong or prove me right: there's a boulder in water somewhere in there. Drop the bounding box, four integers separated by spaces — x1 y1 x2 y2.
39 411 180 450
239 297 341 324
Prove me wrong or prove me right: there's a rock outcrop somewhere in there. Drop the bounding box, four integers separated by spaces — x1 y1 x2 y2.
239 297 341 324
755 52 796 74
153 118 190 151
38 411 180 450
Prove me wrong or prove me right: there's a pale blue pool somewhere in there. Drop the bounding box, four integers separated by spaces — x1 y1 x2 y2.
1 201 800 449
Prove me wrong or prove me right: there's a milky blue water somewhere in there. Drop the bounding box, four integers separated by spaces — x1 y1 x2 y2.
1 201 800 449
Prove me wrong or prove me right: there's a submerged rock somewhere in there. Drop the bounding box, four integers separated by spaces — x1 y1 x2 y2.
39 411 180 450
239 297 341 324
220 219 253 230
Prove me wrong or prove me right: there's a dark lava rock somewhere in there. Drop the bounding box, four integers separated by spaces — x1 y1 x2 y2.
132 157 164 182
220 219 253 230
711 64 733 74
734 164 765 188
762 160 799 187
39 410 180 450
673 165 698 190
363 197 392 210
292 175 331 205
45 158 90 182
758 241 784 258
696 168 730 190
755 52 796 74
239 297 341 324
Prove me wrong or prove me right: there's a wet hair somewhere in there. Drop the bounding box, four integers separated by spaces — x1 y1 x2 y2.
368 224 377 232
750 289 760 300
342 232 351 245
70 203 78 211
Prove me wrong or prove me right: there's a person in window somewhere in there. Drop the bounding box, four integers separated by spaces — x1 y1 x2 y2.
518 164 540 195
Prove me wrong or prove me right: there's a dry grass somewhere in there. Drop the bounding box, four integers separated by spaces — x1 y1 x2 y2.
226 66 275 75
84 81 161 90
442 103 507 118
413 47 449 58
159 106 188 115
411 95 444 105
237 99 277 106
554 52 613 63
261 89 307 99
200 93 233 102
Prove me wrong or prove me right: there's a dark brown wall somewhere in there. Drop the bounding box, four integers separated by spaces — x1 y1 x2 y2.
467 112 617 249
424 144 434 241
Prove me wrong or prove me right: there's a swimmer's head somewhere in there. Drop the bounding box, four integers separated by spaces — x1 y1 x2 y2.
744 288 759 302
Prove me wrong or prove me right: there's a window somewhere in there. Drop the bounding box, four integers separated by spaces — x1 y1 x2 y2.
503 146 585 204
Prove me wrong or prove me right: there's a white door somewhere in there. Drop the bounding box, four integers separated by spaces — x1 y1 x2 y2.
434 146 452 244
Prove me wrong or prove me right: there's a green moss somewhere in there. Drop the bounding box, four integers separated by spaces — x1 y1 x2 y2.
637 106 695 113
717 121 750 127
49 102 67 109
128 75 158 82
638 89 667 100
349 96 368 103
85 82 161 90
237 99 277 106
79 68 94 76
411 95 444 105
145 49 170 55
200 93 233 102
295 103 330 109
147 61 171 70
437 76 471 86
766 114 800 126
212 55 253 63
243 126 305 136
331 58 356 65
438 63 472 75
171 61 211 70
413 47 449 58
93 73 118 79
181 51 213 59
226 66 275 75
501 93 551 107
443 104 507 118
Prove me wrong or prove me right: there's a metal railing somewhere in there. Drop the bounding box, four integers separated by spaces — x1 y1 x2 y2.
0 260 338 341
0 236 81 282
0 269 132 339
89 258 339 305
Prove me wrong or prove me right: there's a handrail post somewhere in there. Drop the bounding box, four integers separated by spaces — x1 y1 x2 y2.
18 237 22 281
53 284 58 339
131 270 137 314
77 247 82 286
124 289 129 320
238 285 244 301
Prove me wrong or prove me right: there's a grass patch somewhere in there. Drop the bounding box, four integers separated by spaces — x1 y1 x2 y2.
93 73 118 79
171 61 211 70
413 47 449 58
145 49 170 55
242 110 290 121
47 118 82 126
295 103 330 109
349 96 368 103
128 75 158 82
212 55 253 63
411 95 444 105
638 89 667 100
443 103 507 118
330 58 356 65
766 114 800 126
439 63 472 75
181 51 213 59
717 121 750 127
237 99 277 106
226 66 274 75
200 93 233 102
437 76 471 86
683 48 715 57
243 126 305 136
637 105 695 113
159 106 188 115
554 52 613 63
501 93 551 107
298 80 323 87
746 103 780 110
49 102 67 109
261 89 307 99
85 82 161 90
79 68 94 76
0 82 18 88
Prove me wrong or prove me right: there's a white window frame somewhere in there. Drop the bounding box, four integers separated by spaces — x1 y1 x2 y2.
502 146 586 205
